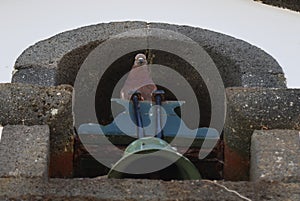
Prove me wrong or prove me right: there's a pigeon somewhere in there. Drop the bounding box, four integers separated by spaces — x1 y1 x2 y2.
120 53 157 101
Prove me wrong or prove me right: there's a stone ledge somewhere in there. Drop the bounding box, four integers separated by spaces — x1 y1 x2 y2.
0 125 49 179
224 88 300 180
250 129 300 182
0 178 299 201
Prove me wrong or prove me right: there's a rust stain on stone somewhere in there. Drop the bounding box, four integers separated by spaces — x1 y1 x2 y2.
224 143 249 181
49 152 73 178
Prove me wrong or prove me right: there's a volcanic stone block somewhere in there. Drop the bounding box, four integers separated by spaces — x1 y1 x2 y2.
0 83 74 177
250 130 300 182
149 22 286 88
12 21 286 88
12 66 57 86
224 88 300 181
12 21 148 86
0 125 49 179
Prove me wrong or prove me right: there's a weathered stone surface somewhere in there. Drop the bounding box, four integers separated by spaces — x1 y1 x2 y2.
254 0 300 12
11 22 286 138
0 125 49 179
12 66 57 86
0 178 299 201
224 88 300 180
0 83 74 177
250 130 300 182
12 21 147 86
12 21 286 88
149 23 286 88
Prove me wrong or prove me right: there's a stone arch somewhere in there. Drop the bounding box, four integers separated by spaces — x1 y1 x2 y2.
10 21 288 180
12 21 286 88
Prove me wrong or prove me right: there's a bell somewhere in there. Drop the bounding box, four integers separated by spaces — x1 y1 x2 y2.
108 137 201 180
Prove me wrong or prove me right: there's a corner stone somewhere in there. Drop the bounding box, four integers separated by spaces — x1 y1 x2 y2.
0 125 50 180
250 129 300 182
224 87 300 181
0 83 74 177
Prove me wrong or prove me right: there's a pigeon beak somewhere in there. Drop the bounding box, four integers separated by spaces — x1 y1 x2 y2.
138 58 144 64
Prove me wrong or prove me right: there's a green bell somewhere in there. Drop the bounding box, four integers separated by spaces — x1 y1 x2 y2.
108 137 201 180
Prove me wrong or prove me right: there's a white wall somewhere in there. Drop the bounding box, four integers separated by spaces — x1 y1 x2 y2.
1 0 300 87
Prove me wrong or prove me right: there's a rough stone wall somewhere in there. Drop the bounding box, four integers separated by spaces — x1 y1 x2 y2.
11 23 288 171
1 125 299 200
1 22 299 201
250 130 300 183
9 21 294 181
254 0 300 12
224 88 300 180
0 83 73 177
0 125 50 179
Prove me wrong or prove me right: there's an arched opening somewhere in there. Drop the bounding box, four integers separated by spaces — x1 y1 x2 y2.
74 49 223 180
94 49 211 129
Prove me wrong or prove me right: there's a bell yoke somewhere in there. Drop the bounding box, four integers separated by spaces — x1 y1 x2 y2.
78 53 220 180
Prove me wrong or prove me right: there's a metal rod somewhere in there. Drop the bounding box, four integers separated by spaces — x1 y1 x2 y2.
153 90 165 139
131 91 144 139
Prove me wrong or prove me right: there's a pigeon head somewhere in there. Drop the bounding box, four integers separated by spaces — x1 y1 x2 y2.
133 53 147 67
